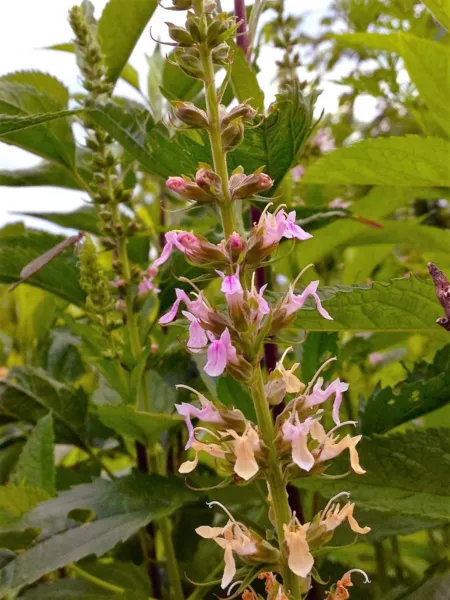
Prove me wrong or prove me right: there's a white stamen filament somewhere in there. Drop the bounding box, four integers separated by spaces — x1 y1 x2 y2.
274 203 287 215
194 426 222 440
207 501 237 524
292 263 314 287
227 581 244 595
259 201 274 220
178 276 202 294
320 470 352 480
325 420 358 438
306 356 337 394
322 491 350 517
176 384 206 400
346 569 371 584
279 346 293 365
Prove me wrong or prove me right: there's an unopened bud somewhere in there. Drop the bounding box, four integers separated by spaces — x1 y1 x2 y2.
166 176 187 193
186 12 203 43
221 121 244 152
230 171 273 199
221 103 257 127
166 176 218 203
265 372 287 405
206 17 228 47
203 0 217 13
166 22 194 46
211 42 230 66
224 232 246 262
177 232 229 265
173 101 208 128
226 354 253 382
174 48 204 79
195 168 222 195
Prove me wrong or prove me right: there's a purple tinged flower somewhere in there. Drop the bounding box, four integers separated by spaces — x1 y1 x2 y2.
159 289 190 324
260 208 312 247
291 165 305 182
183 311 208 353
175 385 223 449
249 279 270 316
305 377 349 425
216 266 243 297
282 413 315 471
283 211 313 241
166 176 188 192
283 280 333 321
138 277 160 297
153 231 183 268
204 328 238 377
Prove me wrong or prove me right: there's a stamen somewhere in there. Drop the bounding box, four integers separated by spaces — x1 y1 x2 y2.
194 427 222 440
346 569 371 584
279 346 293 365
320 470 352 480
274 203 287 215
292 263 314 287
176 384 207 401
207 501 236 523
322 491 350 517
326 421 358 438
227 580 243 595
259 201 274 220
178 276 202 294
306 356 337 394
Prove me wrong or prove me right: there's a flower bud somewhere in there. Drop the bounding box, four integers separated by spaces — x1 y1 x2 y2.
173 101 208 128
265 371 287 405
206 18 228 47
211 42 230 66
203 0 217 13
166 22 194 46
195 168 222 196
174 48 204 79
221 121 244 153
177 232 229 265
186 12 203 42
221 103 257 127
226 354 254 382
230 172 273 199
224 232 246 262
166 176 188 193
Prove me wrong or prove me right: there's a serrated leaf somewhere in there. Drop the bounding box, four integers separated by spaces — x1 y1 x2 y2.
0 227 85 305
11 413 55 496
303 136 450 186
0 109 78 135
361 344 450 435
294 277 443 333
422 0 450 30
334 33 450 136
91 81 315 189
0 77 76 167
0 367 88 448
96 405 182 446
0 473 190 593
294 428 450 521
229 44 265 110
98 0 158 83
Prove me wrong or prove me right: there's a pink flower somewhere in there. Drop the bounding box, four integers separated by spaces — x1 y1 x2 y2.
159 288 213 325
282 413 315 471
216 266 243 297
153 231 184 268
175 386 223 448
313 129 335 152
260 209 312 247
282 280 332 321
183 311 208 353
204 328 238 377
283 211 312 241
138 277 160 297
305 377 349 425
248 278 270 316
166 176 188 192
159 289 191 324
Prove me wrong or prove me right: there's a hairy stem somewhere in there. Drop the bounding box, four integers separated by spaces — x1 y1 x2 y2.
251 365 303 599
201 45 237 238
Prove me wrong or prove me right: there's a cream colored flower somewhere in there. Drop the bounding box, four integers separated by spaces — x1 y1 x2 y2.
310 420 366 475
283 514 314 578
320 493 371 535
276 347 305 394
178 438 226 474
225 423 261 480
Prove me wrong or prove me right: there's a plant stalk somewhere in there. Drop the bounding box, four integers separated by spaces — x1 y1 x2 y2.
201 45 237 239
251 365 303 599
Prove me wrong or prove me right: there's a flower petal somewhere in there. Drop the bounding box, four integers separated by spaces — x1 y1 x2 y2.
195 526 224 539
204 340 228 377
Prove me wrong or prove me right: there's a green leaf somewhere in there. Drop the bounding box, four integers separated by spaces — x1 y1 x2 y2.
161 52 203 102
216 376 256 421
11 413 55 496
361 344 450 435
229 44 265 110
147 47 165 122
0 109 78 135
294 428 450 521
19 207 100 235
422 0 450 30
0 367 88 448
303 136 450 186
0 473 190 593
294 277 443 333
300 333 338 384
78 559 152 598
98 0 158 83
0 162 83 190
0 227 85 306
0 486 50 527
96 405 182 446
0 76 76 167
334 33 450 136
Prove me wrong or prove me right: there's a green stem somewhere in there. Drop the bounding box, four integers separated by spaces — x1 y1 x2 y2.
251 365 303 599
70 564 125 594
374 541 389 593
200 45 237 239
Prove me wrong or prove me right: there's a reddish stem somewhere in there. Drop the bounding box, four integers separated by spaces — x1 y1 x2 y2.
234 0 250 58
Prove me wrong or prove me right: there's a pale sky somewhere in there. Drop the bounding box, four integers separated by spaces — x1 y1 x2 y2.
0 0 374 231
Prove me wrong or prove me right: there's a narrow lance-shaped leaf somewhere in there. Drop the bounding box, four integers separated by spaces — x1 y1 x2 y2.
8 231 86 292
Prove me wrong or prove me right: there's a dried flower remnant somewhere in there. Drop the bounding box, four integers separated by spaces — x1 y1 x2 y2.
428 262 450 332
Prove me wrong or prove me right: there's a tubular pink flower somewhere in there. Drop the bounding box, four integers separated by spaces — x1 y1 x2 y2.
159 288 190 324
283 211 313 241
152 231 183 268
282 414 315 471
204 328 238 377
175 390 223 449
138 277 160 297
305 377 349 425
182 311 209 353
216 266 243 297
283 280 333 321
